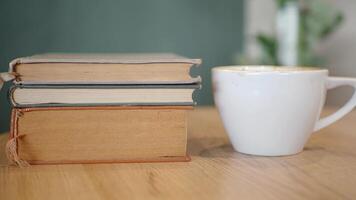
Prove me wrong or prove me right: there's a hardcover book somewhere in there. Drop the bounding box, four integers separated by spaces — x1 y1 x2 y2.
9 53 201 85
9 84 199 107
7 106 192 166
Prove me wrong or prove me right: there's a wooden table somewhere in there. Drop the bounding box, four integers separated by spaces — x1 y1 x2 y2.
1 107 356 200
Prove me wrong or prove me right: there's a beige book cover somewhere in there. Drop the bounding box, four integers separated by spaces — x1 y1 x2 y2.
9 84 199 107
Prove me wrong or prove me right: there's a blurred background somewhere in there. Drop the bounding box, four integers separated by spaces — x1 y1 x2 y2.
0 0 355 132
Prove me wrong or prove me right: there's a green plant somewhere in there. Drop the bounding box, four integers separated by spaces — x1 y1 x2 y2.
239 0 343 66
298 0 343 65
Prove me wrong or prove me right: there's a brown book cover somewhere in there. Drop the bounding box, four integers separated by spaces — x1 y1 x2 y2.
7 106 192 166
9 53 202 85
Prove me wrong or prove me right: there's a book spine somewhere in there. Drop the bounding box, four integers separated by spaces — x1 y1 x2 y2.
7 85 19 107
7 108 30 167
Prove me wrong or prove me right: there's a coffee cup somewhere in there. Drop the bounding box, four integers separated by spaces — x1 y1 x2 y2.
212 66 356 156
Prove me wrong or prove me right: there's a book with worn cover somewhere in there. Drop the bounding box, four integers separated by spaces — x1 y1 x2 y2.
9 84 199 107
7 106 192 166
9 53 201 85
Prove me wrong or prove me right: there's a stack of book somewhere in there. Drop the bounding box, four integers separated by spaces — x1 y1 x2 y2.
6 53 201 166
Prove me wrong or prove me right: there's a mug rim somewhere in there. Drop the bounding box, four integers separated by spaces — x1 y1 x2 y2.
212 65 328 74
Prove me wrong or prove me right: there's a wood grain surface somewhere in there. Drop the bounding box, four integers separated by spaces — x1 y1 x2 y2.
1 107 356 200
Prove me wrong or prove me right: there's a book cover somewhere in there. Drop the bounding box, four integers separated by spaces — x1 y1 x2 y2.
9 84 200 107
9 53 202 85
7 106 192 166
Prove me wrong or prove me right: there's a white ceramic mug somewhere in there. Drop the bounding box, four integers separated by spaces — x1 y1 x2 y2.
212 66 356 156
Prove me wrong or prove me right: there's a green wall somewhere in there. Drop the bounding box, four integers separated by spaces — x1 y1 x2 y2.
0 0 244 132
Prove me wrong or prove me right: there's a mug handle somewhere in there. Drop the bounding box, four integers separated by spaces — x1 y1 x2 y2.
314 77 356 131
